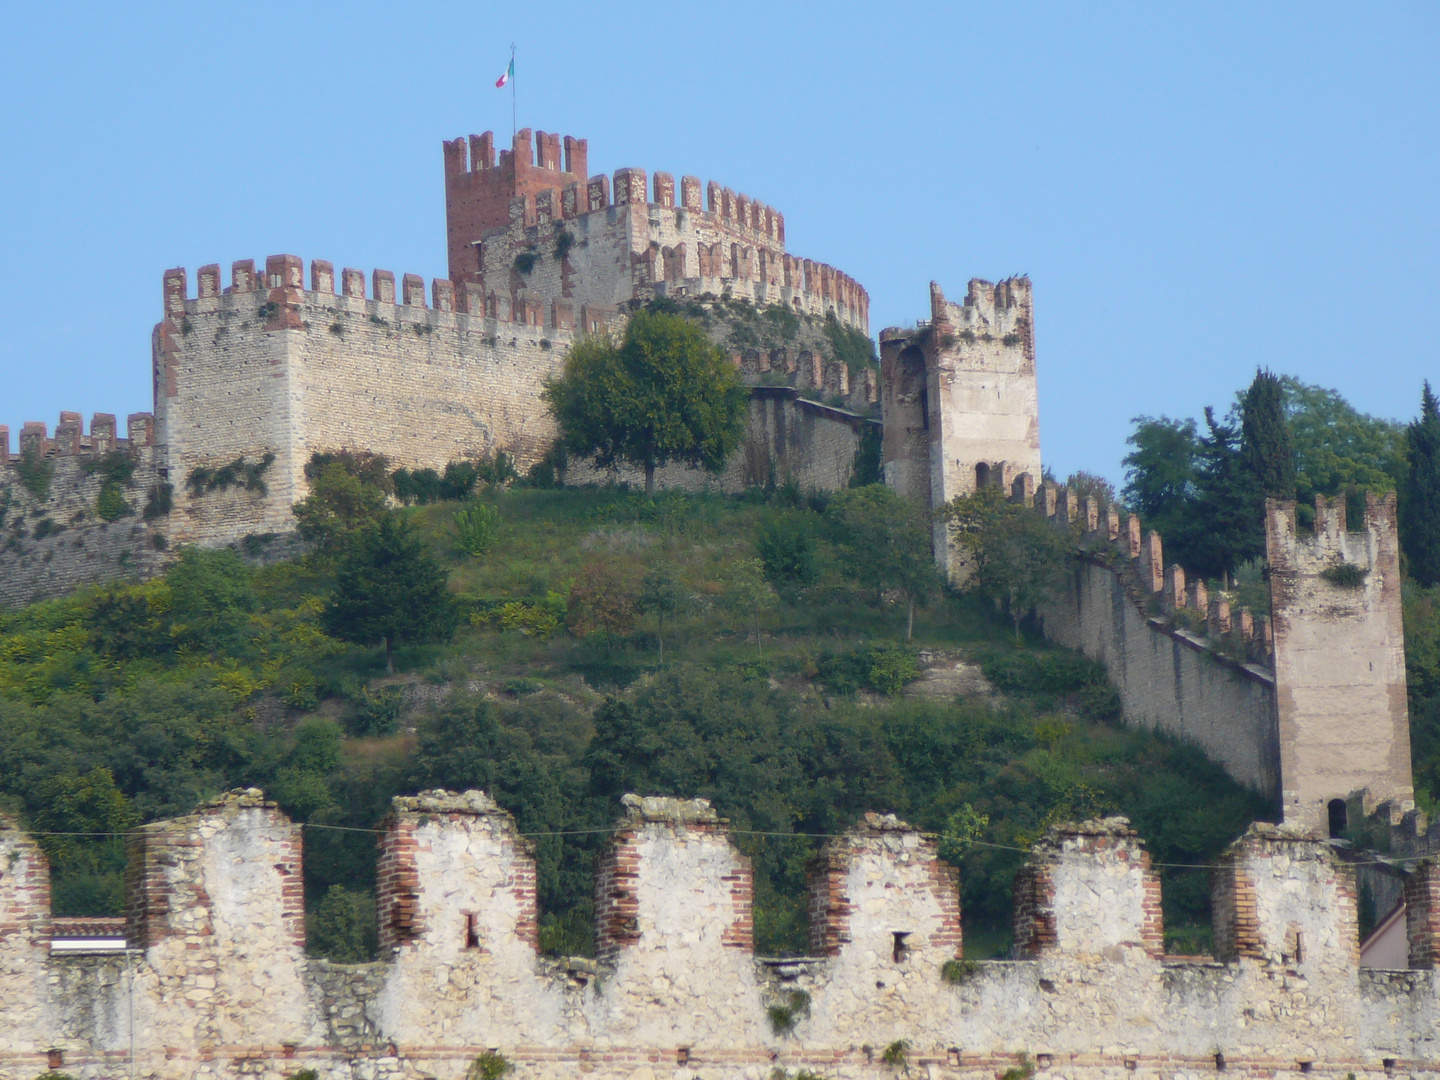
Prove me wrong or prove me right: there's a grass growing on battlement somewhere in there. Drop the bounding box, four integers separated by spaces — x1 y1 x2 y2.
0 483 1269 960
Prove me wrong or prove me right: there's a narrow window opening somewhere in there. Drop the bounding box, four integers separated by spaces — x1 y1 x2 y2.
1214 1053 1226 1071
1294 931 1304 965
1299 1062 1313 1074
975 462 991 489
465 913 480 949
919 387 930 430
1383 1060 1397 1074
676 1048 691 1065
892 931 912 964
1328 798 1348 839
948 1049 961 1066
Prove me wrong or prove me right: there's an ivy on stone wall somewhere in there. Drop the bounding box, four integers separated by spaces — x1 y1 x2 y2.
186 452 276 498
15 448 54 500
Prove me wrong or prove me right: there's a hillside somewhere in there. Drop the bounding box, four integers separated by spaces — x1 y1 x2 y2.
0 482 1270 961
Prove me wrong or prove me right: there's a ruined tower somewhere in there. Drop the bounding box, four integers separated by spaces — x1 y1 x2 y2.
879 278 1041 575
1267 492 1415 834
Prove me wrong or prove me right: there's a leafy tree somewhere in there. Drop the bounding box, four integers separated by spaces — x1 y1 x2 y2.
942 486 1070 642
542 310 749 494
826 485 938 640
1121 416 1198 532
453 502 499 557
1064 471 1117 508
1277 377 1406 503
1240 368 1296 499
322 514 457 674
721 557 777 654
637 564 689 663
293 453 390 555
1405 382 1440 586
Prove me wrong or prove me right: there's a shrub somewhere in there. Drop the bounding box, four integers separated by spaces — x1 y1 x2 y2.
514 251 537 275
757 511 819 587
454 503 500 556
468 1051 514 1080
32 518 62 540
867 647 920 696
941 957 979 984
817 646 920 696
881 1040 910 1069
767 988 811 1034
187 452 275 497
1321 562 1368 588
16 448 53 500
96 480 131 521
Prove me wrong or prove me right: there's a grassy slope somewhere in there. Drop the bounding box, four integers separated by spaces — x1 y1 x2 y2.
0 485 1270 958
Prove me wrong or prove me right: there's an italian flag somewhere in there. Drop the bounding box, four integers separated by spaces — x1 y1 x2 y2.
496 58 513 88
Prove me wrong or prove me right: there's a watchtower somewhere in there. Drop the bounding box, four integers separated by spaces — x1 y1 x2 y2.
880 278 1042 576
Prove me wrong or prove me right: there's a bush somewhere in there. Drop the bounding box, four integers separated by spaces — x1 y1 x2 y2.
757 510 820 587
817 646 920 696
96 480 130 521
16 448 53 500
454 503 500 556
469 1051 514 1080
142 482 173 521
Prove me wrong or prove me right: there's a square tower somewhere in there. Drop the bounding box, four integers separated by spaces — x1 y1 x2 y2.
880 278 1042 576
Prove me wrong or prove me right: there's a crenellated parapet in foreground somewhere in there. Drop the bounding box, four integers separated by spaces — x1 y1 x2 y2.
4 789 1440 1078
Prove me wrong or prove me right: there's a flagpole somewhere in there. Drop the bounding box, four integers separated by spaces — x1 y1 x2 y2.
510 44 516 142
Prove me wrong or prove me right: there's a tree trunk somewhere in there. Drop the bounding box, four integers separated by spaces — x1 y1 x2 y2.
645 461 655 497
755 612 763 656
906 596 915 642
384 636 395 676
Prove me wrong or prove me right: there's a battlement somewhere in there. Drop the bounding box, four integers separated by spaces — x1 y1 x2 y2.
4 410 155 462
928 277 1034 360
161 255 615 333
8 791 1440 1077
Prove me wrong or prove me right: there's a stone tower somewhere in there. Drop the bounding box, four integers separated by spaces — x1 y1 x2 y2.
1266 492 1414 834
879 278 1042 575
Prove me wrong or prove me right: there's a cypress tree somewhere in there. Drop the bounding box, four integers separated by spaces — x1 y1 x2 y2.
1404 381 1440 586
1240 368 1297 499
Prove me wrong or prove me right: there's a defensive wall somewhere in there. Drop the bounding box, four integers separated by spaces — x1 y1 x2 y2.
1033 483 1412 835
880 279 1041 577
446 129 868 334
0 412 170 607
7 789 1440 1078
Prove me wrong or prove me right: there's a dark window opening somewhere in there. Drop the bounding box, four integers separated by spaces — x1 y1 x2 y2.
1328 798 1348 839
892 931 912 963
465 912 480 949
975 462 991 489
919 388 930 430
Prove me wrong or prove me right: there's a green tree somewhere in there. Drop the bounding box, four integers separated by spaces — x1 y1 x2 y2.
756 510 820 590
637 564 689 663
1121 416 1198 534
166 547 257 652
827 485 938 640
1240 368 1296 499
1277 377 1407 503
322 514 457 674
1406 383 1440 586
542 310 749 495
721 557 777 655
1172 407 1266 579
942 486 1070 642
293 452 391 555
307 884 377 962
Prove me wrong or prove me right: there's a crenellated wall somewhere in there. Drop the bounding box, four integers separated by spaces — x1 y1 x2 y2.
1033 483 1412 832
6 791 1440 1079
154 255 609 547
0 411 169 607
451 129 868 334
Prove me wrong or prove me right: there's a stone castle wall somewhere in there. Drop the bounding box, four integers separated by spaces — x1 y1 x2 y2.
6 790 1440 1079
1034 486 1412 829
0 412 170 607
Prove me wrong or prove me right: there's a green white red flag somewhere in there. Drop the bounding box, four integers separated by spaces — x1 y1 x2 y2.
496 58 513 88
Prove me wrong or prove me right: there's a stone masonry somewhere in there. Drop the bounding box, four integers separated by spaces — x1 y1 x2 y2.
7 790 1440 1078
880 278 1041 576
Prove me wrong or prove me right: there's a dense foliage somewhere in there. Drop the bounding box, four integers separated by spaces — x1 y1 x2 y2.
0 479 1267 960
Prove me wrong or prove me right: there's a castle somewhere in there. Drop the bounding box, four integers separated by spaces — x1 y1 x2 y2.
7 787 1440 1079
0 129 1419 840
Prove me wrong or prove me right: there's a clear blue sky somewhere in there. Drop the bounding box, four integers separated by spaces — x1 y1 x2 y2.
2 2 1436 485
